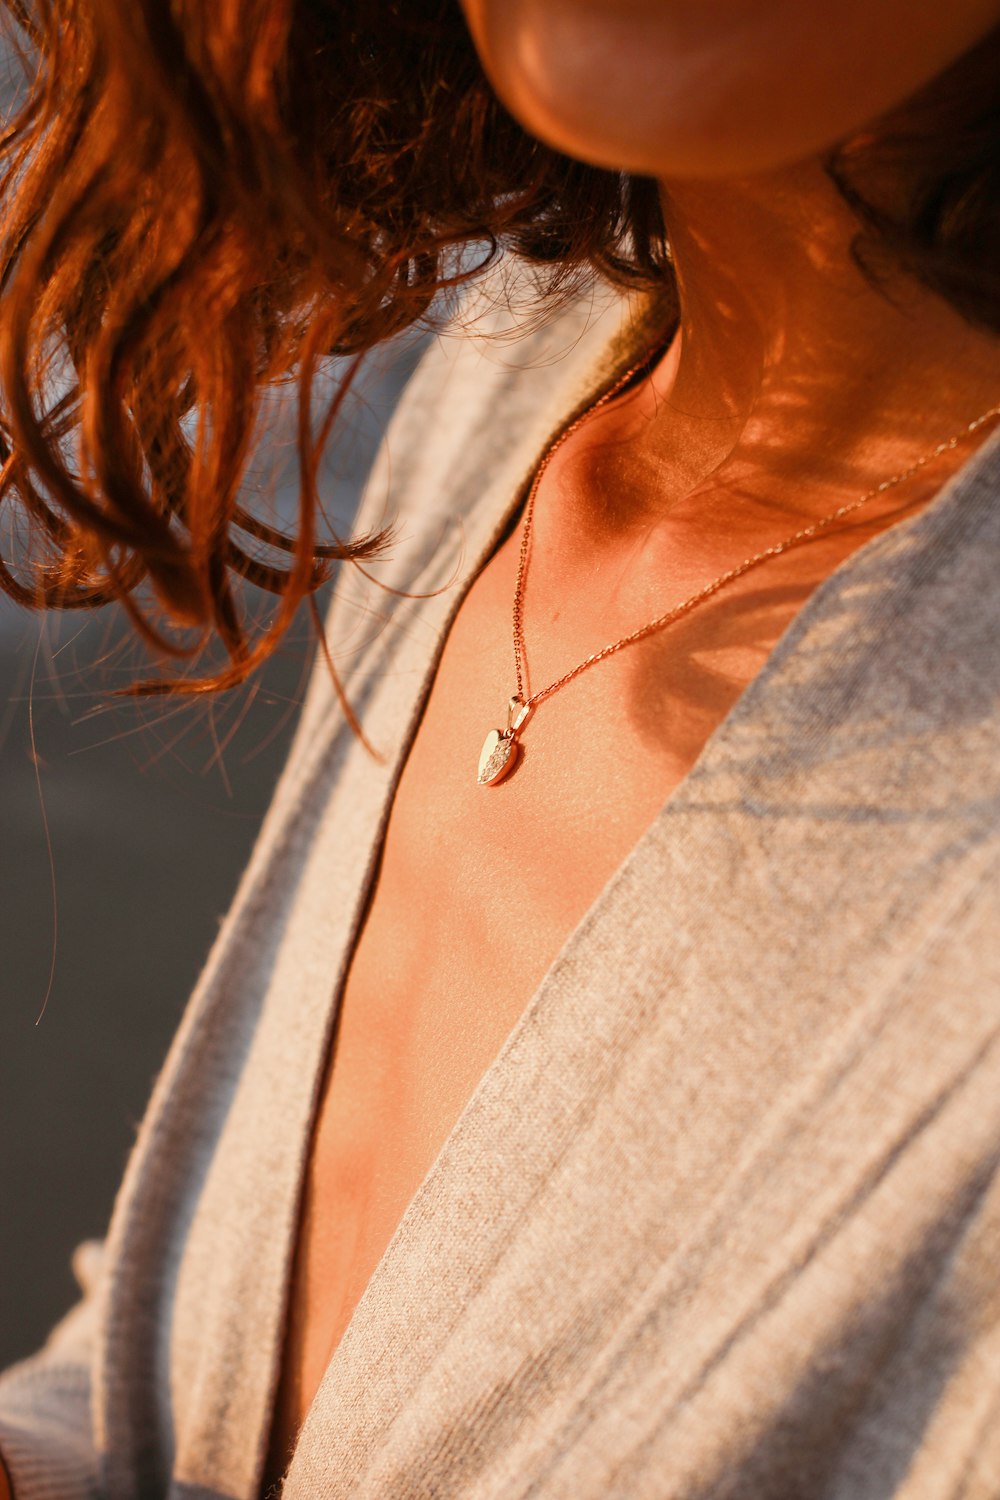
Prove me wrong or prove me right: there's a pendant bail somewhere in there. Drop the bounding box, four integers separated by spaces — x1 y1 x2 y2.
506 695 532 738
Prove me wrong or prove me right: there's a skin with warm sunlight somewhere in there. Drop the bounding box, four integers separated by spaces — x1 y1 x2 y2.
261 1 1000 1490
3 1 999 1495
460 0 1000 175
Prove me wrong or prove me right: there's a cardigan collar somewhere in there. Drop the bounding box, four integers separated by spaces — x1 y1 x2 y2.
98 283 1000 1500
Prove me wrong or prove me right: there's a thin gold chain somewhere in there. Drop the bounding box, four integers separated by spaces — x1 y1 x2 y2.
511 354 1000 712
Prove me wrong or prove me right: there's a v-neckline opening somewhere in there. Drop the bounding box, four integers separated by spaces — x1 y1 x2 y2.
263 312 1000 1497
256 313 670 1497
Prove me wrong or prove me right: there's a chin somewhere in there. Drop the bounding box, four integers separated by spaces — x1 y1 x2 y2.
459 0 1000 181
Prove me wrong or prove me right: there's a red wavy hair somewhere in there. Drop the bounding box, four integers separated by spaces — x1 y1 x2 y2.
1 0 998 697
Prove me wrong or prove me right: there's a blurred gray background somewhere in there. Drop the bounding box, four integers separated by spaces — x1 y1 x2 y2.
0 342 422 1367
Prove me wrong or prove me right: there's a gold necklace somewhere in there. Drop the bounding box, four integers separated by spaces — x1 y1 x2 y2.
477 356 1000 787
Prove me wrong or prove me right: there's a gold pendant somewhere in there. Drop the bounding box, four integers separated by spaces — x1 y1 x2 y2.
477 697 532 786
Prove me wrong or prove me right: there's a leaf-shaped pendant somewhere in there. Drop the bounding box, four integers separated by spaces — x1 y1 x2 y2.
477 729 517 786
477 697 533 786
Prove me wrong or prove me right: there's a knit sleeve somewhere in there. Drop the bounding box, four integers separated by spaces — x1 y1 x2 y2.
0 1242 105 1500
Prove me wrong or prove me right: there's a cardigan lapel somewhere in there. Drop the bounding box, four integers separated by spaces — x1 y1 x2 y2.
115 288 652 1500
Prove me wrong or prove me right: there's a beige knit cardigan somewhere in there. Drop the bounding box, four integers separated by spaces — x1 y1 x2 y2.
1 286 999 1500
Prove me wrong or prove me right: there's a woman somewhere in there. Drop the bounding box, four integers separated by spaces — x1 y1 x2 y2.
1 0 1000 1495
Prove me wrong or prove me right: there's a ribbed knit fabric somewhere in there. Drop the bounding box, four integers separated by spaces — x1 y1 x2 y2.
1 283 999 1499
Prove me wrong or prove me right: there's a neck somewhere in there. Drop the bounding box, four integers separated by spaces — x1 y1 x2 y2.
631 154 1000 507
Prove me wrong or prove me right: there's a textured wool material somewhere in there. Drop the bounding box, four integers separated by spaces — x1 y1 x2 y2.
2 285 1000 1500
